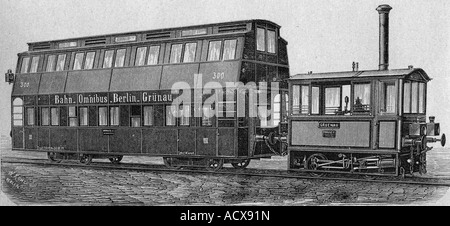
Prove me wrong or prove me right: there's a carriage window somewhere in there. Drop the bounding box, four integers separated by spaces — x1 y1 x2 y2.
256 27 265 51
41 108 49 126
115 49 126 67
13 98 23 126
80 107 88 126
73 52 84 70
166 105 177 126
130 105 141 127
403 82 411 113
21 57 30 73
183 43 197 63
103 50 114 68
84 52 95 69
30 56 40 73
180 105 190 126
147 46 160 65
208 41 222 61
311 86 320 114
69 106 77 126
419 83 425 113
381 82 396 114
170 44 183 64
110 107 119 126
202 106 214 126
353 83 371 113
135 47 147 66
56 54 66 71
273 94 281 125
267 30 276 53
46 55 56 72
27 108 35 126
143 106 153 126
51 107 60 126
98 107 108 126
223 39 237 60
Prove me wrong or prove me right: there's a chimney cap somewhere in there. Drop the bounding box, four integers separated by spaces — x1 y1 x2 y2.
376 4 392 13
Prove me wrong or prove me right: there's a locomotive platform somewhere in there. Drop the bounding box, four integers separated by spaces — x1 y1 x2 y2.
1 137 450 206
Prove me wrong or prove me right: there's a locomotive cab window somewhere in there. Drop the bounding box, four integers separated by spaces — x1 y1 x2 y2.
352 83 371 114
325 84 351 115
380 81 397 114
292 85 309 115
403 81 426 114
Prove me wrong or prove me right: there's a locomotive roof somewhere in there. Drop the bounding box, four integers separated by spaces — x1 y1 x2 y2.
290 68 431 82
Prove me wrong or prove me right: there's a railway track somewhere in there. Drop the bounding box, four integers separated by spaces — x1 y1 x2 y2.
2 156 450 187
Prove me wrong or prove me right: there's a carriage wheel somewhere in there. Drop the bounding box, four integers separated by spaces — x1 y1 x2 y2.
306 153 327 177
109 155 123 164
80 154 93 165
206 158 224 172
231 159 251 169
47 152 61 163
163 157 182 169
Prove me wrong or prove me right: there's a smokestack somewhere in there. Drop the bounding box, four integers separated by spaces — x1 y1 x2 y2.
376 4 392 71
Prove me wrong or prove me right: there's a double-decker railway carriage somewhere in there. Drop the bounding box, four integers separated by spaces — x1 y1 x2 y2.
6 19 290 170
287 5 446 176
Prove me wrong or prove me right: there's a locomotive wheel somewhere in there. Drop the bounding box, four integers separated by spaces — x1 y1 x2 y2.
206 158 224 172
419 153 427 175
163 157 182 169
306 153 327 177
47 152 62 163
231 159 251 169
80 154 93 165
109 155 123 164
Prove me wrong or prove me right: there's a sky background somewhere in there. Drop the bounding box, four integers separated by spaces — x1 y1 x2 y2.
0 0 449 136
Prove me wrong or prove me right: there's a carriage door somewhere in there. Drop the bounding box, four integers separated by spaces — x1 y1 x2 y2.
12 97 25 149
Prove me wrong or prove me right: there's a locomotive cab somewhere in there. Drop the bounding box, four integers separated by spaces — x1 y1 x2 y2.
287 67 445 176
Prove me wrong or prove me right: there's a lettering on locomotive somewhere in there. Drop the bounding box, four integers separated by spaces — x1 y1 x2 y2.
318 122 340 129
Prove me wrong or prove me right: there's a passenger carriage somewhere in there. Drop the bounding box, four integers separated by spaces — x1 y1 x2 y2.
6 19 290 170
